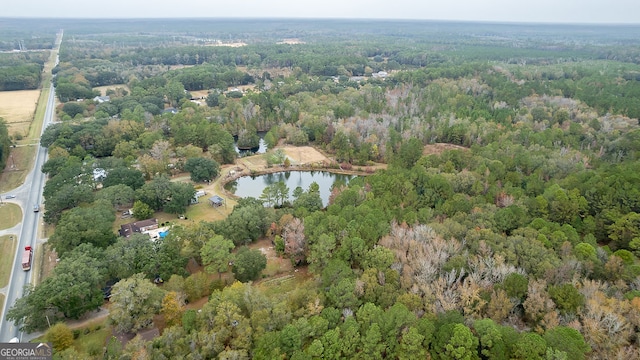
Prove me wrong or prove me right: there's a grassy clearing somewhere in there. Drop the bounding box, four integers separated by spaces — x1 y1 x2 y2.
258 272 312 297
0 294 4 313
0 203 23 230
0 235 17 288
0 145 36 192
72 319 110 356
93 84 130 96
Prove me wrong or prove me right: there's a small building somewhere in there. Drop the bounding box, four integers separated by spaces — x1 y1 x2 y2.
208 195 225 207
191 190 207 204
93 168 107 182
372 71 388 79
119 218 158 238
93 95 111 103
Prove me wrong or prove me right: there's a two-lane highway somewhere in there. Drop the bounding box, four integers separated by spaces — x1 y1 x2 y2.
0 81 56 341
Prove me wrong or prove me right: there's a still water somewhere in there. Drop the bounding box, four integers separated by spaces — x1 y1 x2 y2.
224 171 355 207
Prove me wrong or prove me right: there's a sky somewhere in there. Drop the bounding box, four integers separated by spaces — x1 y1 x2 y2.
4 0 640 24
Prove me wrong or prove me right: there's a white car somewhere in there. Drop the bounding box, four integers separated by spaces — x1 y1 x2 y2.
5 194 16 199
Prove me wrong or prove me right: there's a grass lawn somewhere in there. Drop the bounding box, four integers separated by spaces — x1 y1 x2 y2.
0 235 17 288
0 145 36 193
32 318 111 357
72 319 110 356
0 203 22 230
0 294 4 315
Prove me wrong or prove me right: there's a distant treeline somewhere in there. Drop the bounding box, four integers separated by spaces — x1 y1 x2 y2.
0 52 46 90
0 119 10 171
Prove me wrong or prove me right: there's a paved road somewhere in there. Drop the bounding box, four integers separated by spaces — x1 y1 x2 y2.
0 81 55 342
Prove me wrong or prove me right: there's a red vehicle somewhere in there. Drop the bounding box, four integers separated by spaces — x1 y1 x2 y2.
22 246 32 271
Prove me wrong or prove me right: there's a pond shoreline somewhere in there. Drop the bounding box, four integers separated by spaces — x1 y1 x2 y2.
218 164 377 201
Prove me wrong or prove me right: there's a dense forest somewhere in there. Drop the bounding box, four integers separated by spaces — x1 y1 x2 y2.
4 18 640 359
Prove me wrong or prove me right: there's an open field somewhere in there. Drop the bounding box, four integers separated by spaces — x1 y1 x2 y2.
0 235 17 288
0 203 22 230
93 84 130 97
423 143 469 156
0 90 40 137
0 145 36 193
189 90 209 99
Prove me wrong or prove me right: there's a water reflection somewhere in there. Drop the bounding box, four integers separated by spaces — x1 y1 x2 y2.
225 171 355 207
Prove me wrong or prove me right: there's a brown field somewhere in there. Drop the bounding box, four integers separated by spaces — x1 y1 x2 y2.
93 84 130 96
0 90 40 137
189 90 209 99
423 143 469 156
281 146 329 165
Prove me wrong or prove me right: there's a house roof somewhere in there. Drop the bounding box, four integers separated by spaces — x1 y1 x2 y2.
119 218 158 237
208 195 224 204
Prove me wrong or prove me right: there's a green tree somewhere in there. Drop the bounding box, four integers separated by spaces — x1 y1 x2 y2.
398 327 426 360
201 235 235 278
608 212 640 251
473 319 507 360
500 273 529 300
46 323 74 352
109 273 165 334
132 200 154 220
360 323 385 360
102 167 145 190
395 137 423 169
105 233 156 279
185 157 220 182
150 235 189 280
48 199 116 257
213 198 271 245
7 245 106 331
135 174 173 211
164 181 196 214
548 284 585 315
544 326 590 360
443 323 480 360
512 332 547 360
232 246 267 282
97 184 135 209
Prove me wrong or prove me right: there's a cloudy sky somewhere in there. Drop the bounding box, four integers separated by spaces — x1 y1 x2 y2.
5 0 640 24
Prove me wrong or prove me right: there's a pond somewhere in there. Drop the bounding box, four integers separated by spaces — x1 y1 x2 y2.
234 132 267 156
224 171 356 207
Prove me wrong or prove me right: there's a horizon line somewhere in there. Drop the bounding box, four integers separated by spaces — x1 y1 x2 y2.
1 16 639 27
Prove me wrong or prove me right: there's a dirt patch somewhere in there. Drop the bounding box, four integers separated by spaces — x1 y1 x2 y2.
0 90 40 136
281 146 329 166
40 245 58 281
93 84 130 97
423 143 469 156
189 90 209 99
248 238 296 281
